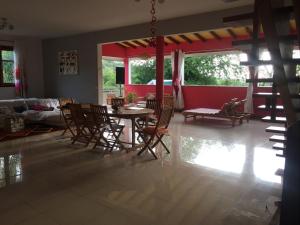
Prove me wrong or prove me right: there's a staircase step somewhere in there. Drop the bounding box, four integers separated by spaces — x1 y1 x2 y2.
269 135 287 143
266 126 287 134
253 92 300 99
262 116 287 123
276 151 285 157
275 168 284 177
241 58 300 66
233 35 298 47
258 105 284 111
273 142 285 150
253 92 279 97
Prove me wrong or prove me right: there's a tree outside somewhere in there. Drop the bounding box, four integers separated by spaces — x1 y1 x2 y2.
2 50 15 84
130 58 172 84
184 53 248 86
102 59 124 90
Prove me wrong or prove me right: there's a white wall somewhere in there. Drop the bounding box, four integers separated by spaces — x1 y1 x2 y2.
0 34 44 100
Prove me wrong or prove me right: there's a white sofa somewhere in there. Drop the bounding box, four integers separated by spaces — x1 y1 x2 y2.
0 98 65 128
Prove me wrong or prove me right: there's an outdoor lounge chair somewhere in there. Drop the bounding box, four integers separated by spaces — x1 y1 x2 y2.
182 98 250 127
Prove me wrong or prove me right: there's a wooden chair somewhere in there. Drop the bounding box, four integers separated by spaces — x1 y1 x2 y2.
137 107 173 159
163 95 174 116
90 105 124 152
146 99 161 116
59 97 75 136
68 103 93 145
111 98 125 108
137 99 161 128
107 93 116 105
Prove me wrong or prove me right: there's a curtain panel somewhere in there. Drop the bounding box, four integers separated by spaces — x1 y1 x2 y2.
14 40 27 97
171 50 185 110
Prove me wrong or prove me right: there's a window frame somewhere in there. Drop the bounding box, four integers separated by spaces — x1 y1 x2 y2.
183 50 248 87
0 46 15 87
128 55 172 85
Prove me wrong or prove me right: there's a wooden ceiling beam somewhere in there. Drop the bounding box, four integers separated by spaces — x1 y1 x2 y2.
193 33 207 42
143 39 150 44
144 38 168 46
227 28 238 39
122 41 137 49
179 34 193 44
166 36 180 45
116 43 127 48
245 26 253 36
210 31 222 40
240 58 300 66
133 40 147 48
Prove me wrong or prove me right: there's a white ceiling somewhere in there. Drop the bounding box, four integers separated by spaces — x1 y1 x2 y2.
0 0 253 38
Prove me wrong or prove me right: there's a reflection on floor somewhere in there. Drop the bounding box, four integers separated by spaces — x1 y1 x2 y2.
0 114 283 225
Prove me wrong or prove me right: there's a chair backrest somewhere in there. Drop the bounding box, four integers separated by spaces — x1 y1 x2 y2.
146 99 160 116
68 103 86 130
157 107 173 129
59 97 74 116
111 98 124 107
90 104 110 126
59 98 74 107
163 95 174 108
107 93 116 105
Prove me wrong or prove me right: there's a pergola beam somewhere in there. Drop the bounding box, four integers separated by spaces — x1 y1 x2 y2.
166 36 180 45
133 40 147 48
227 28 238 39
193 33 207 42
210 31 222 40
179 34 193 44
245 26 253 36
122 41 137 49
116 43 127 48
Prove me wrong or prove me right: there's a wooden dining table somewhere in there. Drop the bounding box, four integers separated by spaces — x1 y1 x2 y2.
107 106 154 149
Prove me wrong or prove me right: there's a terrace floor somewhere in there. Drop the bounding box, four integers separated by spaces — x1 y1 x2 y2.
0 114 283 225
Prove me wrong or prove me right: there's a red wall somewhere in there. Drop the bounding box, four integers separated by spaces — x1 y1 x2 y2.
101 36 272 113
102 43 126 58
182 85 247 109
125 84 173 97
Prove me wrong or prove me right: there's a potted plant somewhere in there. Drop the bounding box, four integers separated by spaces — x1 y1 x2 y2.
126 92 137 104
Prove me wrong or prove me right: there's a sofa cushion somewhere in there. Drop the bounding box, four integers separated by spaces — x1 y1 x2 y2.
0 99 27 112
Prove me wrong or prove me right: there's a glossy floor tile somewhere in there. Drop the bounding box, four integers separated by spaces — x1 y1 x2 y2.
0 114 283 225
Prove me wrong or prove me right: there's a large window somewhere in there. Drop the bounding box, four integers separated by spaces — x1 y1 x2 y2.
129 57 172 85
102 58 124 89
184 52 248 86
0 46 14 87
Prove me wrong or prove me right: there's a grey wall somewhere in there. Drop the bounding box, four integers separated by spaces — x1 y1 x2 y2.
43 5 253 103
0 35 44 100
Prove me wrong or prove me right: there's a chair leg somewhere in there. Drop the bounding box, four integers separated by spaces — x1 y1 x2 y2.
148 147 158 159
110 127 123 152
152 134 170 154
138 139 151 156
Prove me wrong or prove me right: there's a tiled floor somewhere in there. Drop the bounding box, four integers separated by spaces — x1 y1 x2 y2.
0 114 283 225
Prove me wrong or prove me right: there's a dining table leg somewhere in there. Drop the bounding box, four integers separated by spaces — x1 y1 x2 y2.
131 118 136 148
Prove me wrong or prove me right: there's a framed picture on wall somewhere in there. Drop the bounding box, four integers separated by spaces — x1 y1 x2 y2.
58 50 79 75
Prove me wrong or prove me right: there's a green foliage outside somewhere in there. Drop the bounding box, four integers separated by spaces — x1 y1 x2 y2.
184 54 247 86
102 59 124 90
1 50 14 84
131 58 172 84
130 53 248 86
